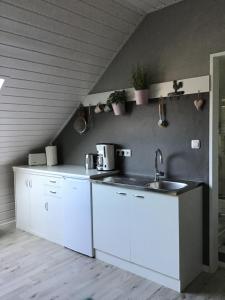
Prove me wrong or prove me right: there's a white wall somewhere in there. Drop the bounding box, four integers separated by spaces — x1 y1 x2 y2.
0 0 145 224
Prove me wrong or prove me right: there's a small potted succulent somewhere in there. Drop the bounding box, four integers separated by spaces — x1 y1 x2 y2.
131 64 149 105
107 90 127 116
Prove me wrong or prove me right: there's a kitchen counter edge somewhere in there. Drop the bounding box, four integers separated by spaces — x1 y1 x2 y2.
13 165 119 180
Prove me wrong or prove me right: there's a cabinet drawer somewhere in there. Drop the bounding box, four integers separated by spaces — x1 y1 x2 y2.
44 186 61 198
43 176 61 187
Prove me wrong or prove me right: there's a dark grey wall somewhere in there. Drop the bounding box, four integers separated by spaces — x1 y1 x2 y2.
92 0 225 93
56 94 209 183
56 94 210 264
55 0 219 265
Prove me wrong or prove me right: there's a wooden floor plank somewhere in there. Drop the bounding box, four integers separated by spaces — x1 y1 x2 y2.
0 223 224 300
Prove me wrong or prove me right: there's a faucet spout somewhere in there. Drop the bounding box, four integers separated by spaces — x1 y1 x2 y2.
155 149 164 181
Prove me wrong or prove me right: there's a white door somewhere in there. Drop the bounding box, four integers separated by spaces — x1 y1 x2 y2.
63 178 93 256
15 172 30 231
29 174 47 239
130 191 180 279
92 184 130 260
46 193 63 245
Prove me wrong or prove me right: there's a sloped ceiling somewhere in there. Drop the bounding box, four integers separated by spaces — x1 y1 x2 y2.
0 0 185 166
0 0 184 223
0 0 146 165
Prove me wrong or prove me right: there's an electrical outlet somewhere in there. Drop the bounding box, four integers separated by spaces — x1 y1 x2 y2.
191 140 201 149
116 149 132 157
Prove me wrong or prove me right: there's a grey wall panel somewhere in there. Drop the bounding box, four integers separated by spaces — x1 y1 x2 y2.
55 0 225 267
92 0 225 93
56 93 209 265
56 94 209 182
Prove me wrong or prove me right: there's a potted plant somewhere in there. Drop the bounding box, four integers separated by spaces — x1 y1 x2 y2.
131 64 149 105
107 90 127 116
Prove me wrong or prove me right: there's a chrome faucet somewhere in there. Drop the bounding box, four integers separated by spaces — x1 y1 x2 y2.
155 149 164 181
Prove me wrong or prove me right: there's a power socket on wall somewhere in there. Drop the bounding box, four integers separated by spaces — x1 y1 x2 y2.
116 149 132 157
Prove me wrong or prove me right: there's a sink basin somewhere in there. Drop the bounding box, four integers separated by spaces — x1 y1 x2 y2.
94 175 197 195
102 176 150 187
145 180 188 191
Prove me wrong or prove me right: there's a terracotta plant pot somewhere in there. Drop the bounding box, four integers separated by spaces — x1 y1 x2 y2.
112 102 125 116
134 89 149 105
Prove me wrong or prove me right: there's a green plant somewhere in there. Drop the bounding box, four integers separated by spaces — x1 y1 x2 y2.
107 90 127 105
131 64 149 90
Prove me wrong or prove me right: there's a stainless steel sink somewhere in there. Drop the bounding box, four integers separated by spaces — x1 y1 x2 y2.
102 176 150 187
145 180 188 191
93 175 199 195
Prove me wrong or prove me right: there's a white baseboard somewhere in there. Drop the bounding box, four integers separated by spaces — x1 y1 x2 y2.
95 250 182 292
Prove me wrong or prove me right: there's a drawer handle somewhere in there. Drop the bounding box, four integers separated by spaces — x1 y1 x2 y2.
116 192 127 196
134 195 144 199
49 190 56 194
49 180 56 183
45 202 48 211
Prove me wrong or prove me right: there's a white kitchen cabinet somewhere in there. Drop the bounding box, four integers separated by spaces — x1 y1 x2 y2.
63 177 93 256
92 182 202 292
92 184 130 261
29 174 47 239
14 166 98 255
14 170 63 245
130 190 179 278
14 171 30 231
45 195 63 245
43 176 63 245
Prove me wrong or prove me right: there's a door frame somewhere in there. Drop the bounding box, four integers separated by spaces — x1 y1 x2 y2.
209 51 225 272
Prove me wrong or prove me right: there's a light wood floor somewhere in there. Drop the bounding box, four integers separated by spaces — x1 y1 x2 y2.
0 223 224 300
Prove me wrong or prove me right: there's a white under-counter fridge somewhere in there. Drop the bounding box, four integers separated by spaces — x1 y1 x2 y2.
63 176 93 257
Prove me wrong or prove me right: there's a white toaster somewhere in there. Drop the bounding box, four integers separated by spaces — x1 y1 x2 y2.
28 153 47 166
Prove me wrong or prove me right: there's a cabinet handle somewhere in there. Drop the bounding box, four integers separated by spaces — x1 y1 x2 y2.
25 179 28 188
29 180 32 188
49 190 56 194
116 192 127 196
134 195 144 199
49 180 56 183
45 202 48 211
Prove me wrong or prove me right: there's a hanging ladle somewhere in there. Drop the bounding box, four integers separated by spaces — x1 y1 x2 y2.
158 99 164 127
161 102 169 128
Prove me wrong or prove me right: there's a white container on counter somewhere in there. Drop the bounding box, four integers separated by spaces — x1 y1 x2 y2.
45 146 58 166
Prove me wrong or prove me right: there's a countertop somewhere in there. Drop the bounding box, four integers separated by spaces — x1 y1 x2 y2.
13 165 118 179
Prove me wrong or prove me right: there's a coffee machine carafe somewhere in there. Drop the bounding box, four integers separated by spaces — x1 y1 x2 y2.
96 143 115 171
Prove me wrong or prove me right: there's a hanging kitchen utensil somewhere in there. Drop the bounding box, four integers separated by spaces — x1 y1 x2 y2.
194 91 205 111
158 101 163 127
94 103 104 114
161 103 169 127
87 104 93 129
73 105 87 135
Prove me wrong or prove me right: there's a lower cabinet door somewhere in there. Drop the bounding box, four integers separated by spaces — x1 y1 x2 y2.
30 175 47 239
46 195 63 245
63 178 92 256
92 183 130 261
15 172 30 231
130 191 180 279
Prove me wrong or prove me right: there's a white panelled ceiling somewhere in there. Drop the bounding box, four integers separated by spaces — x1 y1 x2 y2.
0 0 145 165
0 0 184 165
